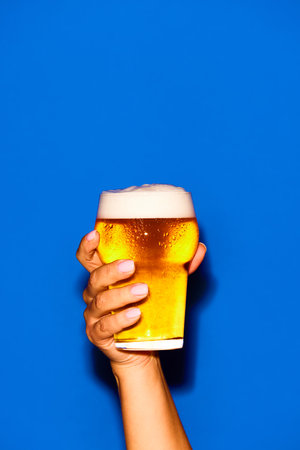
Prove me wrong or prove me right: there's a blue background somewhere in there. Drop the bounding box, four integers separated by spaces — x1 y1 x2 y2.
1 1 299 449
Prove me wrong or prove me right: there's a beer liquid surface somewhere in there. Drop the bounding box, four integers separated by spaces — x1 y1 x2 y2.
95 218 199 342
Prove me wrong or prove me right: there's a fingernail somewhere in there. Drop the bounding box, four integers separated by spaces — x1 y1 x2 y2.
86 230 97 241
131 284 148 296
118 260 135 273
200 243 207 252
125 308 141 319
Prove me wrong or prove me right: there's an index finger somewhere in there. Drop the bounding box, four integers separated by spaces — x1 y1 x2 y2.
76 230 102 272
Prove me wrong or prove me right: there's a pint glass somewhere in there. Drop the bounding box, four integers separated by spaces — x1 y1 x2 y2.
95 184 199 350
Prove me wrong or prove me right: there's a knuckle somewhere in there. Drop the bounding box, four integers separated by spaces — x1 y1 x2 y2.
98 317 107 333
94 293 105 311
89 270 97 288
82 289 89 303
75 248 81 262
83 308 88 322
85 323 93 342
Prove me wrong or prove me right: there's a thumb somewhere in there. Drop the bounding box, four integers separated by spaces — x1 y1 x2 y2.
76 230 103 272
188 242 207 274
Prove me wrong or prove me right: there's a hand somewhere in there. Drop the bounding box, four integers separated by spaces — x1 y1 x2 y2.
76 230 207 371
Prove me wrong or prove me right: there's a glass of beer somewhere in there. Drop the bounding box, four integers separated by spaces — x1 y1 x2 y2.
94 184 199 350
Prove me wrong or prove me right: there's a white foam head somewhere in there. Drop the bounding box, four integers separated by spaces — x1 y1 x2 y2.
97 184 196 219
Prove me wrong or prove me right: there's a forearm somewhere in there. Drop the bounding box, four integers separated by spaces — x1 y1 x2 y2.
112 355 191 450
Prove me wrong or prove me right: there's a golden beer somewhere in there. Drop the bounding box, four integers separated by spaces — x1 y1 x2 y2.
95 185 199 350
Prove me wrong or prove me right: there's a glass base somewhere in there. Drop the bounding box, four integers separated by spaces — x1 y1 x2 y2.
115 338 183 351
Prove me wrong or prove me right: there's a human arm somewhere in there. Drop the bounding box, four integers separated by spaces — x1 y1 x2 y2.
112 356 192 450
76 230 206 449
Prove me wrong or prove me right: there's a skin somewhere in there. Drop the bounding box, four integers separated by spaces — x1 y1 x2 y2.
76 229 206 449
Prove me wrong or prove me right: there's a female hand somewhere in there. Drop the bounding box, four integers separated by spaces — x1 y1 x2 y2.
76 229 207 371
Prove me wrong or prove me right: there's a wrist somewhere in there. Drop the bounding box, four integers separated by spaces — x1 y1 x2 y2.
110 352 161 384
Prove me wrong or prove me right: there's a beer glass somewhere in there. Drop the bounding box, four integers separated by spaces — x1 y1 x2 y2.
95 184 199 350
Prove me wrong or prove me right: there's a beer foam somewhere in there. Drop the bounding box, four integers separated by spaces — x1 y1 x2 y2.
97 184 196 219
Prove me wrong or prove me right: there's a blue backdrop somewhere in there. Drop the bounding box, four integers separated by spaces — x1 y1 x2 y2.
1 1 299 449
